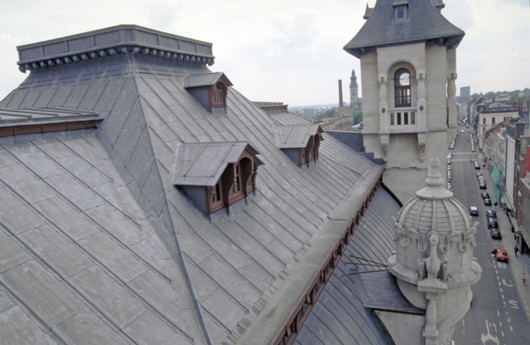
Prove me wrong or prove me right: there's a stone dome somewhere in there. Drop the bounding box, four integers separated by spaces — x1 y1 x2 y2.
396 157 470 235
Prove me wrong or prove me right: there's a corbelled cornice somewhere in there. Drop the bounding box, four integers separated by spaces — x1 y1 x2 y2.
17 24 215 72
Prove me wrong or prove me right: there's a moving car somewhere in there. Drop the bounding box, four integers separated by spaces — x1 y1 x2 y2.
491 248 509 262
481 192 490 199
483 198 492 206
489 227 502 240
469 206 479 216
486 209 497 218
474 162 481 170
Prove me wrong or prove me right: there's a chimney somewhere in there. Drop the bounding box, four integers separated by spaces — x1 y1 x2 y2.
338 79 344 107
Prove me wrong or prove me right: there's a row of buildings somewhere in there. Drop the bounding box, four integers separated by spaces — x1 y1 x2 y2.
468 94 530 255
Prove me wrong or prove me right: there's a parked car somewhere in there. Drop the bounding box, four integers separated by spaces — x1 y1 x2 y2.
469 206 479 216
491 248 509 262
483 198 492 206
474 162 481 170
481 192 490 199
486 209 497 218
487 218 499 229
476 172 483 177
479 181 487 189
489 227 502 240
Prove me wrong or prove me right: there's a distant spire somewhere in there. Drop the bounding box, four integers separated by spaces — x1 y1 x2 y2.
349 69 358 88
363 4 373 19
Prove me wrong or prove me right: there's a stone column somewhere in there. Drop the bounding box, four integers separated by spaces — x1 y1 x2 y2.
447 72 457 128
379 73 389 133
417 70 427 131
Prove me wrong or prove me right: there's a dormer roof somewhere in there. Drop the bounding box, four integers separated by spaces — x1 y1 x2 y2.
345 0 464 58
276 124 323 149
173 141 263 187
184 72 232 89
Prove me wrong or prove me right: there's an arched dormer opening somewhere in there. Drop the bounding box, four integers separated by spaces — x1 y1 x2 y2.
174 142 263 215
185 72 233 114
210 81 228 109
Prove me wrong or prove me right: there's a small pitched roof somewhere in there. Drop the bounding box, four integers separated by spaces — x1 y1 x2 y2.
184 72 233 89
173 141 263 186
344 0 464 58
276 124 323 149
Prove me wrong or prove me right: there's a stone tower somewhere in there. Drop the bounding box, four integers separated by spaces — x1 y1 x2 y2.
344 0 464 202
387 157 481 345
350 68 361 111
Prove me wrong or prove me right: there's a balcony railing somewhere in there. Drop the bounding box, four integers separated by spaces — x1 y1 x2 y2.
389 107 417 131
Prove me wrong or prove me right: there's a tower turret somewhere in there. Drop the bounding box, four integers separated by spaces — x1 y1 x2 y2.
388 157 481 345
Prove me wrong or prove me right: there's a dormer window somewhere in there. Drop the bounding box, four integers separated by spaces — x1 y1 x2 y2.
185 72 233 113
393 0 409 22
173 142 264 215
277 125 323 167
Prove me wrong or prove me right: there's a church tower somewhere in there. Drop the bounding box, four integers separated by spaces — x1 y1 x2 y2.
344 0 464 202
350 68 361 111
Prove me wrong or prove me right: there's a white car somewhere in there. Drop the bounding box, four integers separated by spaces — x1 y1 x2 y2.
469 206 479 216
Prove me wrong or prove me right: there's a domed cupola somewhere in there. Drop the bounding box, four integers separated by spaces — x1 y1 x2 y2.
388 157 481 345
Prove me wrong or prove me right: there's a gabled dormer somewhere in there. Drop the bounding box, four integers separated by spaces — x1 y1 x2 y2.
276 124 323 167
173 141 263 215
184 72 233 114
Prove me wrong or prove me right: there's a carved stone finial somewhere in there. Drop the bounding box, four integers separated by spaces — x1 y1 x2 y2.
416 157 453 199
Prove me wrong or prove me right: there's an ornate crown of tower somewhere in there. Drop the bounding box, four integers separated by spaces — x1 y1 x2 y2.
388 157 481 345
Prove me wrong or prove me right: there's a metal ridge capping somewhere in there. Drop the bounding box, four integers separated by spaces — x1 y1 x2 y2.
16 24 215 72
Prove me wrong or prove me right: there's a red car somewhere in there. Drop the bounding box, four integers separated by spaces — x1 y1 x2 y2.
491 248 509 262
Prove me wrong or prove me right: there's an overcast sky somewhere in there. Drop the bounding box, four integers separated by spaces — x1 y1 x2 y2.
0 0 528 107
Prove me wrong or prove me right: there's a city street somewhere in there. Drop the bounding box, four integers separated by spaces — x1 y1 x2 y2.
450 127 530 344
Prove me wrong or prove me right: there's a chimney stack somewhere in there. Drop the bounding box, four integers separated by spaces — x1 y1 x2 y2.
338 79 344 107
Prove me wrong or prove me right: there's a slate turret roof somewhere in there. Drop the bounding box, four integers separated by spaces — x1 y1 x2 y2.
0 25 400 345
344 0 464 58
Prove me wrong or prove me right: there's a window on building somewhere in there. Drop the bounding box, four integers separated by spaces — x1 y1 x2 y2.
483 118 486 124
492 117 496 124
394 4 408 22
210 82 227 109
394 68 411 107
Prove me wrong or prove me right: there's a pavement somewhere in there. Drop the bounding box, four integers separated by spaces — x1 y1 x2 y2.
480 156 530 322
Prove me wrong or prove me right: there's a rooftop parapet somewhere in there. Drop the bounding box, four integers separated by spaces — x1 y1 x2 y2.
17 24 215 72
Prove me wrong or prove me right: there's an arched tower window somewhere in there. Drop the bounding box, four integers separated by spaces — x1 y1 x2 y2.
394 68 411 107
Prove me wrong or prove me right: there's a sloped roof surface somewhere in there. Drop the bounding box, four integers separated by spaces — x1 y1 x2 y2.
0 135 203 344
344 0 464 57
173 141 262 186
296 187 400 345
0 25 397 345
0 107 100 125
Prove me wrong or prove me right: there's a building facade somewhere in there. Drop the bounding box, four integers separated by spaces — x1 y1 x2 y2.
344 0 464 202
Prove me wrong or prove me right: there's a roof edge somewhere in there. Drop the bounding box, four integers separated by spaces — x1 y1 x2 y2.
17 24 215 72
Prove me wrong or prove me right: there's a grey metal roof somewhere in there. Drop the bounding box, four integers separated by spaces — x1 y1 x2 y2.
0 107 101 126
173 141 263 186
344 0 464 58
276 124 322 149
1 25 395 345
296 188 402 345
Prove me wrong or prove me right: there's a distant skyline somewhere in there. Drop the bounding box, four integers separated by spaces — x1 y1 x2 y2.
0 0 529 107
